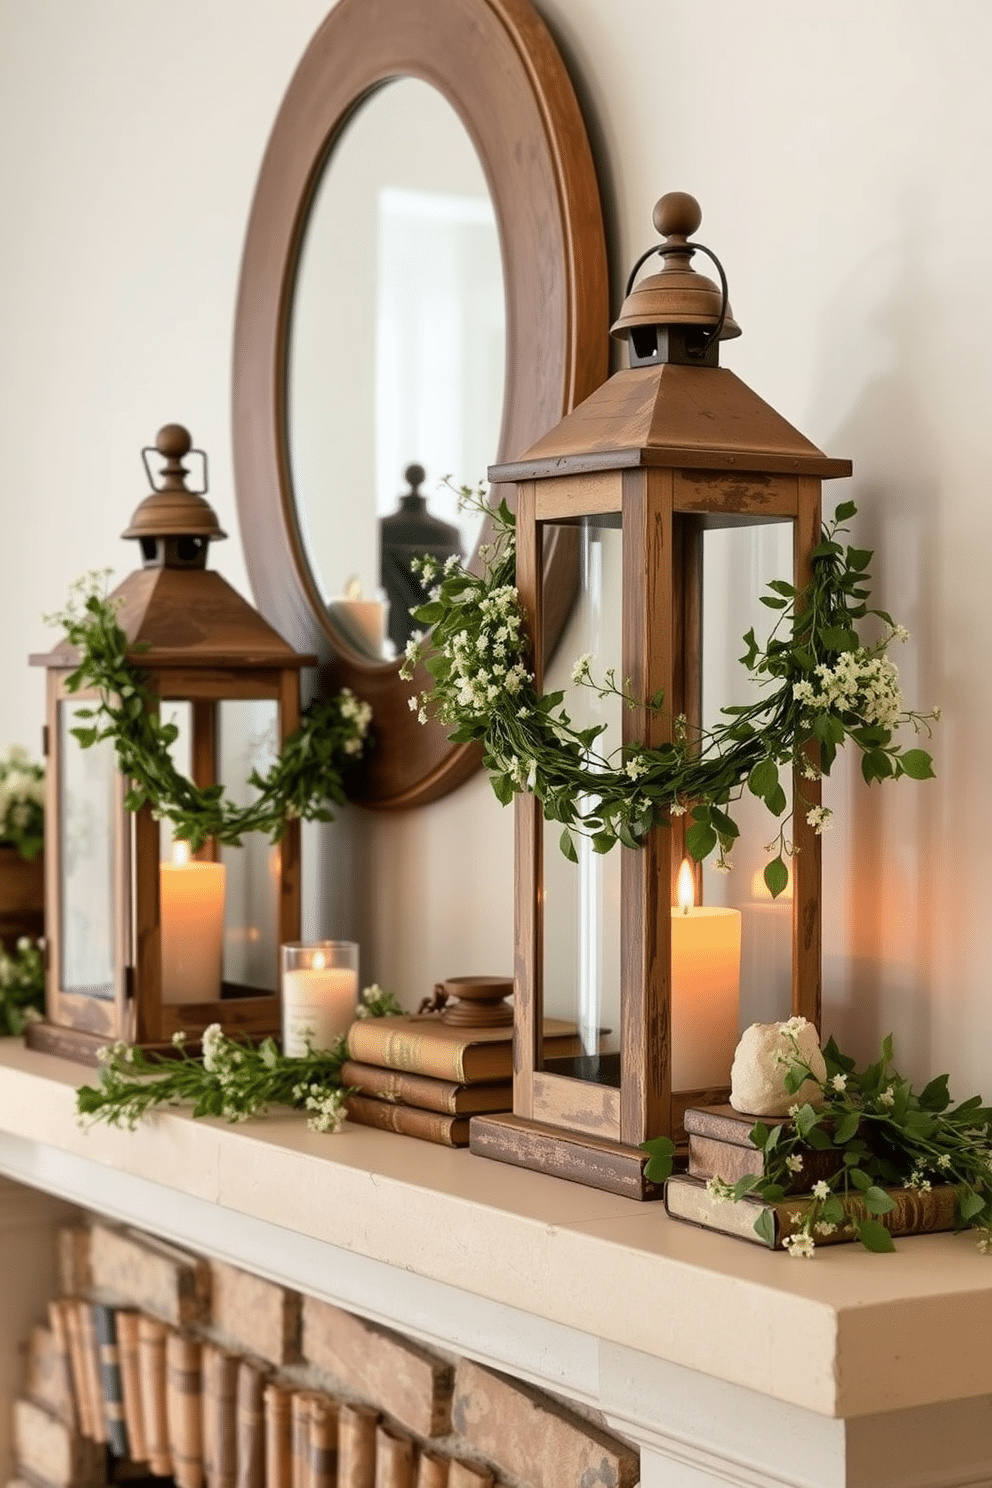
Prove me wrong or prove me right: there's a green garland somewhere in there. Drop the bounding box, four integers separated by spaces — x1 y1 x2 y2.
50 574 372 852
0 936 45 1036
0 746 45 860
76 984 404 1131
402 494 938 895
642 1024 992 1256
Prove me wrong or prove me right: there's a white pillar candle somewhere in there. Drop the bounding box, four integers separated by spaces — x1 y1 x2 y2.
160 843 226 1005
671 861 741 1090
328 579 386 658
282 942 358 1056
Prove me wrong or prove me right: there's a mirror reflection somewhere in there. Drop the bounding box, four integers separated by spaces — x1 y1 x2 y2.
287 78 506 660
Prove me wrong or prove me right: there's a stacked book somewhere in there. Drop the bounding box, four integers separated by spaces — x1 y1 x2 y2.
665 1103 959 1249
342 1015 584 1148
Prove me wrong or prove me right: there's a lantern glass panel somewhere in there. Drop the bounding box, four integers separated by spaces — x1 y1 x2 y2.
541 516 622 1083
700 522 794 1029
57 699 118 999
157 701 193 863
218 699 281 993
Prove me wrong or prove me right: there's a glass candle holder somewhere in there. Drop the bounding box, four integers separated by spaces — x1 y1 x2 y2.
281 940 359 1056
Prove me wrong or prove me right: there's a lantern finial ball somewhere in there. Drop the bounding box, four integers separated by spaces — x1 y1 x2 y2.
652 192 702 241
156 424 192 459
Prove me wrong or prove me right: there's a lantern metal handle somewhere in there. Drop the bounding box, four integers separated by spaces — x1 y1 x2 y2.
623 239 731 359
141 441 209 496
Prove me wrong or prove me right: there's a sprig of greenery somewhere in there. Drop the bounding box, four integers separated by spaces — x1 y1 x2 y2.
47 574 372 852
403 494 939 895
0 746 45 860
75 985 404 1131
0 936 45 1035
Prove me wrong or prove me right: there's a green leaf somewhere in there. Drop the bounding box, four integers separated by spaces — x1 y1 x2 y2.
848 1167 872 1191
759 596 788 610
764 856 789 899
833 1111 861 1145
753 1209 776 1247
592 832 615 855
793 1103 819 1139
640 1135 675 1183
959 1189 986 1221
767 579 796 597
805 1126 834 1151
559 828 578 864
821 1195 845 1225
857 1218 896 1253
491 773 515 807
748 758 778 798
864 1186 897 1215
919 1074 950 1112
900 748 936 780
709 806 739 840
764 783 787 817
685 822 717 860
820 626 859 652
845 546 872 572
834 500 858 522
733 1174 764 1199
749 1122 770 1150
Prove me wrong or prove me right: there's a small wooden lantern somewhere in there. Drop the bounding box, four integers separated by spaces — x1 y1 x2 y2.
471 194 851 1198
27 425 316 1065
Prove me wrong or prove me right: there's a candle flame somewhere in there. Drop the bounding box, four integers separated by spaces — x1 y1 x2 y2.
345 575 362 599
312 950 326 971
173 840 191 867
676 858 695 914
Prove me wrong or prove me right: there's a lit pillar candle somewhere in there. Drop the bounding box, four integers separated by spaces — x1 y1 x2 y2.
160 841 226 1004
671 860 741 1089
281 940 358 1056
328 577 386 658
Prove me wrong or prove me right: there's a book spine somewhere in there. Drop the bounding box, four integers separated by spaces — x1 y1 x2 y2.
687 1131 844 1191
92 1304 129 1458
202 1344 239 1488
165 1332 204 1488
46 1303 78 1433
374 1425 414 1488
77 1304 108 1445
415 1450 450 1488
346 1022 471 1083
344 1094 471 1147
309 1396 338 1488
115 1310 148 1464
290 1393 313 1488
448 1463 493 1488
263 1383 294 1488
12 1396 104 1488
340 1062 511 1117
235 1360 267 1488
137 1315 172 1476
337 1402 379 1488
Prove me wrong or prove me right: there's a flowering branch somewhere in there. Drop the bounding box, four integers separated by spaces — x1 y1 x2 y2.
0 746 45 861
0 937 45 1036
403 494 939 895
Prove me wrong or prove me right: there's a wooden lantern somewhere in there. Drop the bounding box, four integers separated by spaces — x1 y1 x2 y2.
471 194 852 1198
27 425 316 1065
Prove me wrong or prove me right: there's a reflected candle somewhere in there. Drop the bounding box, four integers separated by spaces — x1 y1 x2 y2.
160 841 226 1004
671 860 741 1089
282 940 359 1056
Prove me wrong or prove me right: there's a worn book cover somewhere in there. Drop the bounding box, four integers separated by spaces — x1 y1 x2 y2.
415 1451 450 1488
77 1303 108 1446
339 1061 512 1117
27 1324 75 1429
374 1425 414 1488
62 1303 94 1440
665 1172 960 1248
235 1360 268 1488
337 1403 378 1488
345 1016 579 1084
263 1383 293 1488
89 1224 210 1329
344 1094 472 1147
165 1333 203 1488
202 1344 238 1488
685 1104 847 1191
447 1463 493 1488
308 1396 338 1488
114 1311 148 1465
12 1397 104 1488
290 1392 318 1488
137 1315 172 1477
92 1305 129 1458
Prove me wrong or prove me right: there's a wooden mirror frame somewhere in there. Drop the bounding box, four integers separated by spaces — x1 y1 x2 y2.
233 0 608 808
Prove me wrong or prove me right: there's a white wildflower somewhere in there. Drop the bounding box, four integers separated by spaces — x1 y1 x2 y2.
814 1221 837 1237
831 1073 848 1093
878 1086 895 1107
705 1176 735 1201
571 653 593 685
806 805 833 835
786 1154 804 1174
782 1232 816 1258
812 1180 831 1201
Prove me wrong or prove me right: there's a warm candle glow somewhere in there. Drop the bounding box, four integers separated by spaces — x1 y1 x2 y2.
313 950 326 971
173 839 191 867
160 845 226 1004
345 574 362 599
677 858 695 914
281 941 358 1056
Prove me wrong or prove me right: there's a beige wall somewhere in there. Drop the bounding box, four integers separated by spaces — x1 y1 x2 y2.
1 1 988 1092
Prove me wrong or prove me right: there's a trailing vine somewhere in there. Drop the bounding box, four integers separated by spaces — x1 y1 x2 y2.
49 574 372 852
402 493 938 895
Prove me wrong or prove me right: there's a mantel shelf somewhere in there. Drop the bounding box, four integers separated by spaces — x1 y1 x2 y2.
2 1036 991 1482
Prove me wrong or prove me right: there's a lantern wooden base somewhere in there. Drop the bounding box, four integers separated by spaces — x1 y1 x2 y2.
26 990 282 1068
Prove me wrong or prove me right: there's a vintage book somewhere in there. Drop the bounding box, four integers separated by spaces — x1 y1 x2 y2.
137 1316 172 1476
684 1104 844 1191
290 1393 317 1488
339 1062 512 1117
415 1452 449 1488
262 1383 293 1488
77 1303 109 1445
447 1464 493 1488
46 1303 80 1432
346 1015 580 1085
115 1311 148 1465
308 1396 338 1488
665 1172 960 1249
62 1302 94 1440
57 1226 92 1299
165 1332 203 1488
344 1094 472 1148
27 1325 76 1429
337 1403 378 1488
235 1360 268 1488
374 1426 414 1488
92 1305 129 1458
11 1397 104 1488
209 1260 301 1367
89 1224 210 1329
202 1344 239 1488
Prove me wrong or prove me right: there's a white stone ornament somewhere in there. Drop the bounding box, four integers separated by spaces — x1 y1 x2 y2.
729 1018 827 1116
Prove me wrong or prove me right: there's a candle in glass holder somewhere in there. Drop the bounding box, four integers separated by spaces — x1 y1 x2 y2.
671 859 741 1089
282 940 359 1055
160 840 226 1004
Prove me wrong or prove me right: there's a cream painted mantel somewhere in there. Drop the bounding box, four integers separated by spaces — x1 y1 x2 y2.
1 1039 991 1488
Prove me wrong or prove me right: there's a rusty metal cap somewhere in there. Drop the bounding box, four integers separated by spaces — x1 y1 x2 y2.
121 424 227 542
610 192 741 343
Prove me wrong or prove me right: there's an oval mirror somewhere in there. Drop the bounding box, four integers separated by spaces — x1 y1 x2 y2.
233 0 608 807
